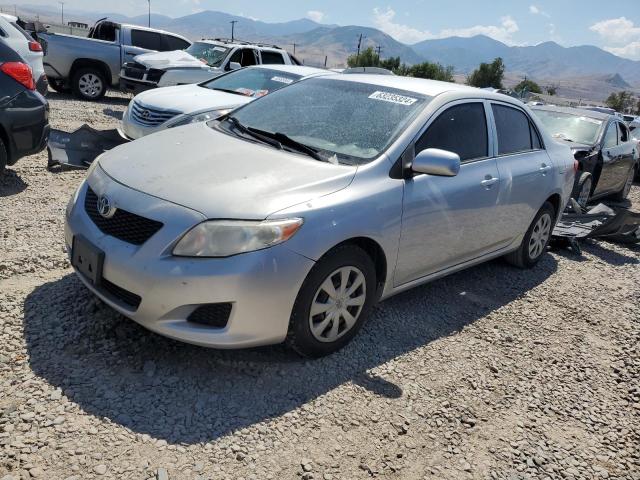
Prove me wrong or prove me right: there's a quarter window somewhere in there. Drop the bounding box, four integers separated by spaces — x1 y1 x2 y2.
603 124 617 148
416 103 488 162
162 35 190 51
492 104 541 155
131 30 162 51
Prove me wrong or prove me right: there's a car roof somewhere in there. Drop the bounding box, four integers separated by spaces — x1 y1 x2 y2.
247 64 328 77
316 73 509 99
194 39 284 51
531 104 612 121
0 13 18 22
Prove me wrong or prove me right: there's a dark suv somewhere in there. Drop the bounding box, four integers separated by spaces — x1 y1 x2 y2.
0 38 49 175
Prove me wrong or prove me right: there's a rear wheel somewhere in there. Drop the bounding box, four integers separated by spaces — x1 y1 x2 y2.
612 165 636 201
572 172 592 208
72 68 107 101
505 201 555 269
286 245 377 358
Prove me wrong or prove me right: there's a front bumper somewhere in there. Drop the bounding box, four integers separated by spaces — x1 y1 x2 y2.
65 172 315 348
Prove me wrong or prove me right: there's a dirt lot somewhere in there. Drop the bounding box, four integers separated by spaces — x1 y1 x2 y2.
0 90 639 480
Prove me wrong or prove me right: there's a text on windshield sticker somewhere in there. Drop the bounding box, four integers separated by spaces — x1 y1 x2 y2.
271 76 294 84
369 91 417 106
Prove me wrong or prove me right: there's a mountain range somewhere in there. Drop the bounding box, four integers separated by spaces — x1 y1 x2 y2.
14 5 640 96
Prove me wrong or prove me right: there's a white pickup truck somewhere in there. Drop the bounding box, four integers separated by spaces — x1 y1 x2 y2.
38 20 191 100
120 38 301 93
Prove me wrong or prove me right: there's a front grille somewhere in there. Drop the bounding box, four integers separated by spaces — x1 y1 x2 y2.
84 187 163 246
146 69 165 83
101 278 142 310
122 61 146 80
130 101 180 127
188 303 232 328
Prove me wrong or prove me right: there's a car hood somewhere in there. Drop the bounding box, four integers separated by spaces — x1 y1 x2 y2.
98 122 356 219
135 84 252 114
133 50 213 70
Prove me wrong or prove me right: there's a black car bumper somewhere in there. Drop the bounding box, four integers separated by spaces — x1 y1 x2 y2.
1 90 50 165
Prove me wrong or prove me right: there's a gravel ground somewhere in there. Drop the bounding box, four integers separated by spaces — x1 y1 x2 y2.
1 90 639 480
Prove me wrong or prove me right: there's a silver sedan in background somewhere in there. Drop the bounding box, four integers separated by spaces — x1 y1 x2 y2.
65 75 575 357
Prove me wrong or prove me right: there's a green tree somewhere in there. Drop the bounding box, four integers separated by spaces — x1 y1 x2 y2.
402 62 454 82
514 79 542 95
606 91 635 112
466 57 505 89
379 56 401 71
546 85 557 96
347 47 380 68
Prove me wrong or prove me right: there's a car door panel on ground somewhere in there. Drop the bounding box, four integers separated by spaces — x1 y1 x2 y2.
490 102 555 240
395 101 503 286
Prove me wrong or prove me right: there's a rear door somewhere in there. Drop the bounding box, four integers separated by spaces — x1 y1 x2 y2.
395 100 503 286
595 121 622 196
614 122 637 190
490 102 555 239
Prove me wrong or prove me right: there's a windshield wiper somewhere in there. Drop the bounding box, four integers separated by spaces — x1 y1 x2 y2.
212 87 246 96
227 117 282 150
244 129 324 162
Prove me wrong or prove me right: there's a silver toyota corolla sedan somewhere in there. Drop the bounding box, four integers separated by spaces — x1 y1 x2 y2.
65 75 575 357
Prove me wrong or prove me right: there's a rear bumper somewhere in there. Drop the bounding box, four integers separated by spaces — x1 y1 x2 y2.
2 90 49 165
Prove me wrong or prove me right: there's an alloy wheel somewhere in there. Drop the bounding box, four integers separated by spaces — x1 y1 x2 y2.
78 73 103 98
528 213 552 260
309 266 366 343
577 178 592 207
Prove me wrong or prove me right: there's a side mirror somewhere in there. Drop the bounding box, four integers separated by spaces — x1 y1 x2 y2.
412 148 461 177
229 62 241 71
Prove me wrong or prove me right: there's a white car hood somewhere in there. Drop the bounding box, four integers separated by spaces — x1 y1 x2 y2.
133 50 212 70
98 122 356 219
135 84 253 114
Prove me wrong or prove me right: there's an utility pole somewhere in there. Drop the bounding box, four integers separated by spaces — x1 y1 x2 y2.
291 43 297 55
230 20 238 41
375 45 382 57
147 0 151 27
59 1 64 25
356 33 365 65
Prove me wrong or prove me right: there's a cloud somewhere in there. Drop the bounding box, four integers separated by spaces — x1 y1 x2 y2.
372 7 519 45
590 17 640 45
306 10 325 23
529 5 550 18
590 17 640 60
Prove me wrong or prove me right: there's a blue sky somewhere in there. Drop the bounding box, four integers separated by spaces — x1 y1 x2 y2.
16 0 640 59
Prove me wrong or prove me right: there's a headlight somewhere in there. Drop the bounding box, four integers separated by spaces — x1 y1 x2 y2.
173 218 303 257
168 109 232 128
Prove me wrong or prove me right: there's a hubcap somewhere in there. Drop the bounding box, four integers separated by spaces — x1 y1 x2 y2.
78 73 103 98
309 266 366 343
578 179 591 207
528 213 552 260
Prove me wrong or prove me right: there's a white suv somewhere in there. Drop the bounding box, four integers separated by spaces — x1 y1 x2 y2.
0 14 47 95
120 39 300 94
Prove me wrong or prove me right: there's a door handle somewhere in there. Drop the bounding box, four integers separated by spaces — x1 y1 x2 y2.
539 164 552 174
481 176 499 188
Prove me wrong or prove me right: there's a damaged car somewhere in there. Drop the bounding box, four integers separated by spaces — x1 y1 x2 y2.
532 106 638 206
65 75 574 357
121 65 329 140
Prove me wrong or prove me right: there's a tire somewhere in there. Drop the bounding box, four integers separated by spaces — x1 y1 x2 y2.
286 245 377 358
47 77 70 94
571 172 592 208
0 137 7 176
505 201 556 269
71 68 107 101
612 165 636 201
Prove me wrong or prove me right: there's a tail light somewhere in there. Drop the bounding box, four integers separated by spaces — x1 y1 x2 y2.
0 62 35 90
28 41 43 52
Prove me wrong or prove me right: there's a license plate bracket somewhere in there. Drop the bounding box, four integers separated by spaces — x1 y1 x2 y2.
72 235 104 286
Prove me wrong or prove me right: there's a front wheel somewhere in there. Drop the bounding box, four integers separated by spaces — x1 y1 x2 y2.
505 201 556 269
72 68 107 101
572 172 592 208
286 245 377 358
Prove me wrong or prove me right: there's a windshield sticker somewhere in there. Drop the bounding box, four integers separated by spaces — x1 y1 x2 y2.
369 91 417 106
271 76 294 84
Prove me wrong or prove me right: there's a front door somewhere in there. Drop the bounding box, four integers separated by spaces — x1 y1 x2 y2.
395 101 503 286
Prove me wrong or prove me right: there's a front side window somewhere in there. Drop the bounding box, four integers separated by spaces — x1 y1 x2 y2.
604 124 618 148
416 103 488 162
493 104 540 155
201 68 302 98
186 42 229 67
260 51 286 65
223 78 431 164
534 109 604 145
131 30 162 51
163 35 190 51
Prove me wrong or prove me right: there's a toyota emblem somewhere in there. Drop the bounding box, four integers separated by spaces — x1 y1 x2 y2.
141 109 151 119
97 195 116 219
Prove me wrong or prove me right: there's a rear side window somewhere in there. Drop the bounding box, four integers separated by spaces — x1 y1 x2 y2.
131 30 162 51
618 122 629 142
163 35 190 51
260 50 285 65
492 104 541 155
416 102 488 162
603 124 617 148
